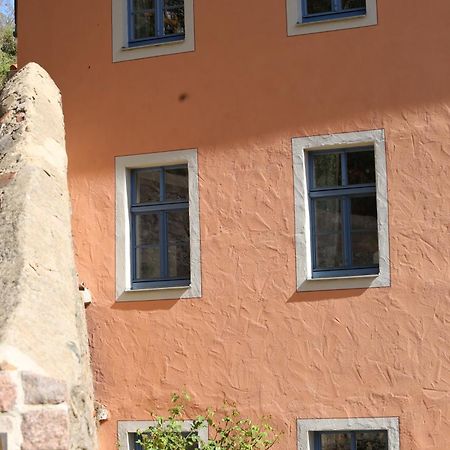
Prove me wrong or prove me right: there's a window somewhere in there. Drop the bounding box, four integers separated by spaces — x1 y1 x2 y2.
130 165 190 289
128 0 185 47
314 430 388 450
112 0 195 62
308 147 378 279
297 418 399 450
302 0 366 23
118 421 208 450
292 129 390 292
131 431 199 450
116 149 201 301
286 0 377 36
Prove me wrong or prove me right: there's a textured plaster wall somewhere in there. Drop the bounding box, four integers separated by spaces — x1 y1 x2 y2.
17 0 450 449
0 64 97 449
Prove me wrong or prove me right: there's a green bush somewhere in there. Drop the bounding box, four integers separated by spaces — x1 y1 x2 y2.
0 7 16 87
135 393 280 450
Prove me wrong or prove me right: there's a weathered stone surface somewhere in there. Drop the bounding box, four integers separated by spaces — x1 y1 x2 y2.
21 409 69 450
0 63 97 449
22 371 67 405
0 372 16 411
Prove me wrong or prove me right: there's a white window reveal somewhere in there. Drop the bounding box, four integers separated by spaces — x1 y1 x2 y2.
286 0 378 36
115 149 201 301
112 0 195 62
118 420 208 450
292 129 390 292
297 417 400 450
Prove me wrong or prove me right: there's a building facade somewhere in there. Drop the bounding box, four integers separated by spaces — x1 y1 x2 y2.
17 0 450 448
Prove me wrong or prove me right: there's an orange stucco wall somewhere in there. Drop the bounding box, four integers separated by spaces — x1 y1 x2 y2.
18 0 450 448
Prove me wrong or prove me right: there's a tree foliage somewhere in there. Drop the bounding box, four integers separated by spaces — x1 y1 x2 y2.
135 393 280 450
0 0 15 86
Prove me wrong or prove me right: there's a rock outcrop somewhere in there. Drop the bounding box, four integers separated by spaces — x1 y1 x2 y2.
0 63 97 450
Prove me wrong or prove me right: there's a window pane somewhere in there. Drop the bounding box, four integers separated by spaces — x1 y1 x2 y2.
168 243 190 279
351 196 377 231
136 247 160 280
347 150 375 185
313 153 342 188
316 234 344 269
306 0 333 14
135 213 159 246
132 432 199 450
167 209 190 278
165 167 188 201
351 231 378 266
133 11 156 40
133 0 154 11
320 432 352 450
165 0 184 8
136 170 160 203
356 431 388 450
164 1 185 36
315 198 342 234
342 0 366 10
131 432 144 450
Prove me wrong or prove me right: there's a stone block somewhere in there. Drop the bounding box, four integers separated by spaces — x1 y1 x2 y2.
22 372 66 405
21 409 69 450
0 372 16 412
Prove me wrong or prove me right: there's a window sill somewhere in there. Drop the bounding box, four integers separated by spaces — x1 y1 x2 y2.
297 13 366 26
298 272 389 292
117 284 199 302
308 273 378 282
122 37 185 51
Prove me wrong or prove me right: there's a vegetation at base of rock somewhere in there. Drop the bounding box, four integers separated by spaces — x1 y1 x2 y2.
136 393 280 450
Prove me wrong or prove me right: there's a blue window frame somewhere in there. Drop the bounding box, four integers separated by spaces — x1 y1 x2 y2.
302 0 366 23
308 146 379 279
128 0 185 47
130 165 190 290
314 430 388 450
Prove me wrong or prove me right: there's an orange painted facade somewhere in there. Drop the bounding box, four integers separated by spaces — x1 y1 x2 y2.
18 0 450 449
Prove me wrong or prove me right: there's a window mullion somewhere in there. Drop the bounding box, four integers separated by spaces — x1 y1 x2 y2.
128 0 135 42
315 432 322 450
351 431 357 450
310 197 318 272
341 151 351 268
334 0 342 13
156 0 164 37
131 211 137 282
303 0 309 16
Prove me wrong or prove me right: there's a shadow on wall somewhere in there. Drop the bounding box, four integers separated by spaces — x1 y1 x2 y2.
288 287 369 303
111 300 178 312
109 286 369 311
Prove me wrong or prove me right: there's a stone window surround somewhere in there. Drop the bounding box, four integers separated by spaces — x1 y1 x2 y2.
115 149 201 302
297 417 400 450
286 0 378 36
117 420 208 450
112 0 195 62
292 129 390 292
